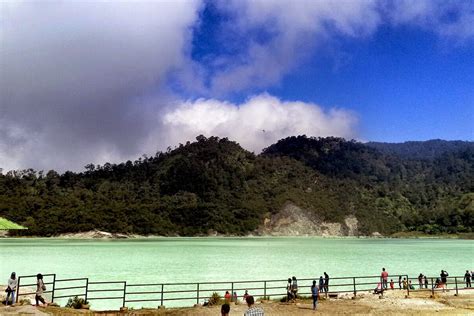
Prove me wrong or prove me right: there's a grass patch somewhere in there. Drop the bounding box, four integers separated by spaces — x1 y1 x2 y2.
0 217 27 230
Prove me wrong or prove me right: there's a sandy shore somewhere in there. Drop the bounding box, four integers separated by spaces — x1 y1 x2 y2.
1 288 472 315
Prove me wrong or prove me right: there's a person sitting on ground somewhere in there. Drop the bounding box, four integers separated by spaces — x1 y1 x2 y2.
464 270 471 288
244 295 264 316
408 280 415 290
390 279 394 290
374 282 383 294
286 278 293 302
6 272 17 306
434 278 441 289
35 273 47 307
291 276 298 301
221 303 230 316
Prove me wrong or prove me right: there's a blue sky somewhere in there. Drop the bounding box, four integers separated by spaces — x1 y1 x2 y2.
1 0 473 171
189 2 474 142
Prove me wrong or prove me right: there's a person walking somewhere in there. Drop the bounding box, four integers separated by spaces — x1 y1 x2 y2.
6 272 17 305
244 296 264 316
35 274 47 306
324 272 329 293
381 268 388 290
464 270 472 288
311 280 319 310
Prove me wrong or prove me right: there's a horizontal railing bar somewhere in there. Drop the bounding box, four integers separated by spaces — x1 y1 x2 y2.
55 286 87 291
87 289 124 292
19 282 54 287
88 281 125 284
126 283 163 287
53 294 86 299
18 274 56 278
18 291 53 296
87 297 124 300
56 278 88 282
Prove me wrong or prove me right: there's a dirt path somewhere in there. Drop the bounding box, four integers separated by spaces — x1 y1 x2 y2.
1 289 472 315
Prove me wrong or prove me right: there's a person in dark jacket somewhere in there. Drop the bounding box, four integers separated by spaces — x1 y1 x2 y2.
324 272 329 293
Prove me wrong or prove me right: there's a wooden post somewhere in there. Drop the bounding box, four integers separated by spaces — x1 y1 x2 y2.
16 277 21 303
431 278 434 296
196 283 200 304
84 278 89 302
454 277 458 296
160 284 164 306
51 274 56 303
122 281 126 307
353 277 356 297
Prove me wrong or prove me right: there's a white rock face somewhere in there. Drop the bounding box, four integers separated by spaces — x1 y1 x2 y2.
259 203 359 236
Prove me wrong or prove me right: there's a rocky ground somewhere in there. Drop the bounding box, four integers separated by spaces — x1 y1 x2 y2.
1 288 472 315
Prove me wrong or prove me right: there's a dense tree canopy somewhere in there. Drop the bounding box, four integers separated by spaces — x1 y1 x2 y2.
1 136 472 236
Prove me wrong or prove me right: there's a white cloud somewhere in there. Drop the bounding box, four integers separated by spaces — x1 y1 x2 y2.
157 94 358 153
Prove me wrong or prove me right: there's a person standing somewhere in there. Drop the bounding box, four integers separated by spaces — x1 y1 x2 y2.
464 270 472 288
311 280 319 310
319 276 324 293
35 274 47 307
381 268 388 290
291 276 298 300
440 270 449 288
324 272 329 293
221 303 230 316
418 273 424 289
398 276 402 290
6 272 17 305
286 278 293 302
424 275 428 289
244 296 264 316
390 279 394 290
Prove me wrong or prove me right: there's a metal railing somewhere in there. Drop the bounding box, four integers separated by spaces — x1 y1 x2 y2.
15 273 473 309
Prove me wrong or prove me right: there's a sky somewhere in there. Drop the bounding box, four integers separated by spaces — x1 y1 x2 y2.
1 0 473 172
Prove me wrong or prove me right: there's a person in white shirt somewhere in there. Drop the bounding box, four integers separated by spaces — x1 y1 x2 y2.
6 272 17 305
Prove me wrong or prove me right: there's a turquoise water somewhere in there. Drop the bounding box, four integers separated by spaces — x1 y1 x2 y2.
1 237 472 309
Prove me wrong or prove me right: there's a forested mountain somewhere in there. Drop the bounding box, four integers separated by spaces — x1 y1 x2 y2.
366 139 474 160
0 136 472 236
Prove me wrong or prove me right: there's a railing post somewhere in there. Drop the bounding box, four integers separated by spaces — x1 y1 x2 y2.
406 275 410 297
196 283 200 305
16 277 21 303
431 278 434 296
51 274 56 303
122 281 126 307
264 281 267 299
455 277 458 296
353 277 356 297
84 278 89 302
160 284 164 306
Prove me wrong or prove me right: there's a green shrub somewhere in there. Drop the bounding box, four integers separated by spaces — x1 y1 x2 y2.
65 296 89 309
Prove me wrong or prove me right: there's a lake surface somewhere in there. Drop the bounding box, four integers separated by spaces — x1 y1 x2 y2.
1 237 472 309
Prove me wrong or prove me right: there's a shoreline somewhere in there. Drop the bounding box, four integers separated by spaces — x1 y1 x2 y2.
1 230 472 240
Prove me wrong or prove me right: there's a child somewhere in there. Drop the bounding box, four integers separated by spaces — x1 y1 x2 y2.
390 279 394 290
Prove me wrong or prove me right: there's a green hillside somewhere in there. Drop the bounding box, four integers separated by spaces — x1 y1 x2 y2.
0 217 26 230
0 136 472 236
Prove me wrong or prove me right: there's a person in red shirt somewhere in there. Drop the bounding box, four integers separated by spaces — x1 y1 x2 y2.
224 291 231 302
381 268 389 290
390 279 394 290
